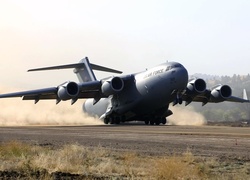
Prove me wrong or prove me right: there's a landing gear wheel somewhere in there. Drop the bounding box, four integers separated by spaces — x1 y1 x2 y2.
115 117 120 124
178 98 183 105
161 117 167 125
150 120 155 125
145 120 149 125
155 118 160 125
121 115 126 122
110 117 115 124
104 118 109 124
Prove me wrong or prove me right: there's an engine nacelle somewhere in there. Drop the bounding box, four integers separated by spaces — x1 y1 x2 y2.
210 85 232 102
187 78 206 94
58 81 79 100
101 77 124 96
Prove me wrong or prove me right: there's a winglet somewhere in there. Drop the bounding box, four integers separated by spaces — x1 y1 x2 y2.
243 89 248 100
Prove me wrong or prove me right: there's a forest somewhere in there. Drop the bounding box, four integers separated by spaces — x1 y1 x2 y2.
189 74 250 122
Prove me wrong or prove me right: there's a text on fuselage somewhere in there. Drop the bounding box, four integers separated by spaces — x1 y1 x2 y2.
144 68 165 79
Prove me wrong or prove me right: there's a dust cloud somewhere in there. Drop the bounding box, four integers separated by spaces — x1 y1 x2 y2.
0 86 102 126
0 86 207 126
168 106 207 126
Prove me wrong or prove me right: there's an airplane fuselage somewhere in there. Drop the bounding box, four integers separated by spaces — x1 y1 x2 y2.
0 56 248 125
83 62 188 124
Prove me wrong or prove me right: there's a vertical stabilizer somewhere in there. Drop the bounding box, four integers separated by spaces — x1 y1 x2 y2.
73 57 97 83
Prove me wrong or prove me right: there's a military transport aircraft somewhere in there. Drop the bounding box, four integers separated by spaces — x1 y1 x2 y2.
0 57 249 125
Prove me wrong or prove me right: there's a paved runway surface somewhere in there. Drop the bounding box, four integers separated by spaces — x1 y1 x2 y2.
0 125 249 159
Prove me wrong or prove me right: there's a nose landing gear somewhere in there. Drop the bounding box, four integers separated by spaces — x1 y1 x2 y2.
172 93 183 106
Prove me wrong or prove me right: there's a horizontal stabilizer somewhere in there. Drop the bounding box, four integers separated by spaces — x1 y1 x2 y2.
28 63 83 72
90 64 122 74
28 58 122 74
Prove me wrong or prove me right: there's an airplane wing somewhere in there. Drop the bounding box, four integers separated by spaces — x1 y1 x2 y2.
180 79 250 106
0 81 102 103
0 57 128 104
0 75 134 105
188 90 249 105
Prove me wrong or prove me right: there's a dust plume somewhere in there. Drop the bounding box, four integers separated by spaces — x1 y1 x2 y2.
0 86 102 126
168 106 207 126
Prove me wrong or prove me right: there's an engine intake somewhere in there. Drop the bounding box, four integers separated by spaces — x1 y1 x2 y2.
58 81 79 100
187 78 206 94
211 85 232 102
101 77 124 96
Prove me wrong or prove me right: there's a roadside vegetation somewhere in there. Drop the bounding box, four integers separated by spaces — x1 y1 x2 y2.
0 141 249 179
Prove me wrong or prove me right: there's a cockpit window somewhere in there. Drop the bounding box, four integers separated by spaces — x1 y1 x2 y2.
165 63 183 71
174 64 182 68
166 66 172 71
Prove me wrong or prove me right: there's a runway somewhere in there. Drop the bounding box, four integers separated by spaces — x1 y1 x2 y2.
0 125 249 159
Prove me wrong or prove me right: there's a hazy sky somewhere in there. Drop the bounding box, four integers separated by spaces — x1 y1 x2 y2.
1 0 250 89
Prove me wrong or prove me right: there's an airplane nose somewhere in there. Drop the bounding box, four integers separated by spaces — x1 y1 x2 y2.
183 67 188 82
177 66 189 87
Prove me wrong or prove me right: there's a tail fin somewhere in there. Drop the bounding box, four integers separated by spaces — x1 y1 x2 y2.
28 57 122 83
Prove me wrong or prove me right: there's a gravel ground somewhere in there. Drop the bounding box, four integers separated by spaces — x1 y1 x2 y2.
0 124 249 158
0 124 249 179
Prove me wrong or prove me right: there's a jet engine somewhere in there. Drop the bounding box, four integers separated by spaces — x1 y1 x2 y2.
210 85 232 102
101 77 124 96
57 81 79 100
187 78 206 94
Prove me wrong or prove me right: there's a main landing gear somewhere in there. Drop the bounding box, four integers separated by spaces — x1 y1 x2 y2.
104 116 126 125
104 116 167 125
144 117 167 125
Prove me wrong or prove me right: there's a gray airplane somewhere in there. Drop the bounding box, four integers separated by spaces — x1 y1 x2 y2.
0 57 249 125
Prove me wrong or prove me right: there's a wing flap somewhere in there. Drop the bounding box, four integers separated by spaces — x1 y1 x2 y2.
22 91 101 100
22 93 57 100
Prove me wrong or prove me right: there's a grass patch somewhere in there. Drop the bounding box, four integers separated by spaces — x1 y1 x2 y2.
0 141 249 179
153 150 207 179
0 141 33 158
